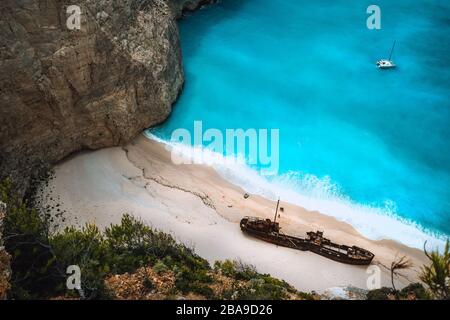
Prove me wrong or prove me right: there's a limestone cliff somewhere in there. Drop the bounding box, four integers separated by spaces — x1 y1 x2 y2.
0 0 212 191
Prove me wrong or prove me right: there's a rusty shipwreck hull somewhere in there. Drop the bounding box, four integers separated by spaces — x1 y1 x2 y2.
240 217 374 265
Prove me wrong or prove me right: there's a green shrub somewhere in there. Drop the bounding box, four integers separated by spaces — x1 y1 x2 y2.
153 260 169 275
53 215 212 299
296 291 316 300
104 215 209 274
50 224 111 299
366 287 393 300
1 177 307 300
1 178 61 299
232 277 289 300
420 240 450 300
174 264 212 295
214 259 303 300
190 284 215 299
1 179 214 300
399 283 430 300
214 259 258 281
367 283 430 300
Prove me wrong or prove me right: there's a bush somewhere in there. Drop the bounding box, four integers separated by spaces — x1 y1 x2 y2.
153 260 169 275
214 259 258 281
233 278 288 300
1 178 215 300
367 283 430 300
50 224 111 299
104 215 209 274
296 291 316 300
214 259 304 300
420 240 450 300
51 215 213 299
174 264 212 295
399 283 429 300
1 177 308 300
1 178 61 299
189 284 215 299
366 287 393 300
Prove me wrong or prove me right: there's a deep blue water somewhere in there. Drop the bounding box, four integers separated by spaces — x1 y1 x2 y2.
148 0 450 247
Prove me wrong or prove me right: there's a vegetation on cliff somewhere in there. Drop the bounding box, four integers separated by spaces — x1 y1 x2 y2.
0 178 312 300
366 282 430 300
1 177 448 300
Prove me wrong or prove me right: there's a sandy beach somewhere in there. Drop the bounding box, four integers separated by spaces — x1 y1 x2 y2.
42 134 428 293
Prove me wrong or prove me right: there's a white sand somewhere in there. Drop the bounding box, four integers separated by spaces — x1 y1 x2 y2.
42 135 428 293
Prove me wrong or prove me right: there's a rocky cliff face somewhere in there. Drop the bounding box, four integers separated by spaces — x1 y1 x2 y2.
0 0 211 191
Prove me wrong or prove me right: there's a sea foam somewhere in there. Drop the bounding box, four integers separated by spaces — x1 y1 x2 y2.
144 130 447 252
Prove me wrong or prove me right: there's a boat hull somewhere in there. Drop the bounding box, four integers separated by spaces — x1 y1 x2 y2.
376 59 396 69
240 218 374 265
240 223 309 251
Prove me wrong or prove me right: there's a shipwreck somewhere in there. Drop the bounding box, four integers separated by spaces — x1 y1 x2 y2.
240 200 374 265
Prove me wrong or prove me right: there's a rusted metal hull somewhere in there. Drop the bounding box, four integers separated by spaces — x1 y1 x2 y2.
240 223 309 251
240 217 374 265
307 243 374 266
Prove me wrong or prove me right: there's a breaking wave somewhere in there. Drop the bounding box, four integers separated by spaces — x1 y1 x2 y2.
144 131 447 251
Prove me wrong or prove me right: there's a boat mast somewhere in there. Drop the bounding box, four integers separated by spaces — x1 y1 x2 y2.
273 198 280 222
389 40 396 61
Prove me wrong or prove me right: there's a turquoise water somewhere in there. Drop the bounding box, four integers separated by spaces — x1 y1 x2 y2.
149 0 450 247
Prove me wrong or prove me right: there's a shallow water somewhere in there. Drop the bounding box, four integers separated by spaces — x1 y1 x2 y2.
148 0 450 248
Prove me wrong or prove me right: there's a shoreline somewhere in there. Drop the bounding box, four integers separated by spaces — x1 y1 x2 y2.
42 134 429 293
145 132 447 252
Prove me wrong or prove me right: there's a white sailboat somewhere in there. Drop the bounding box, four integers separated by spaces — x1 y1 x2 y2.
376 41 396 69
